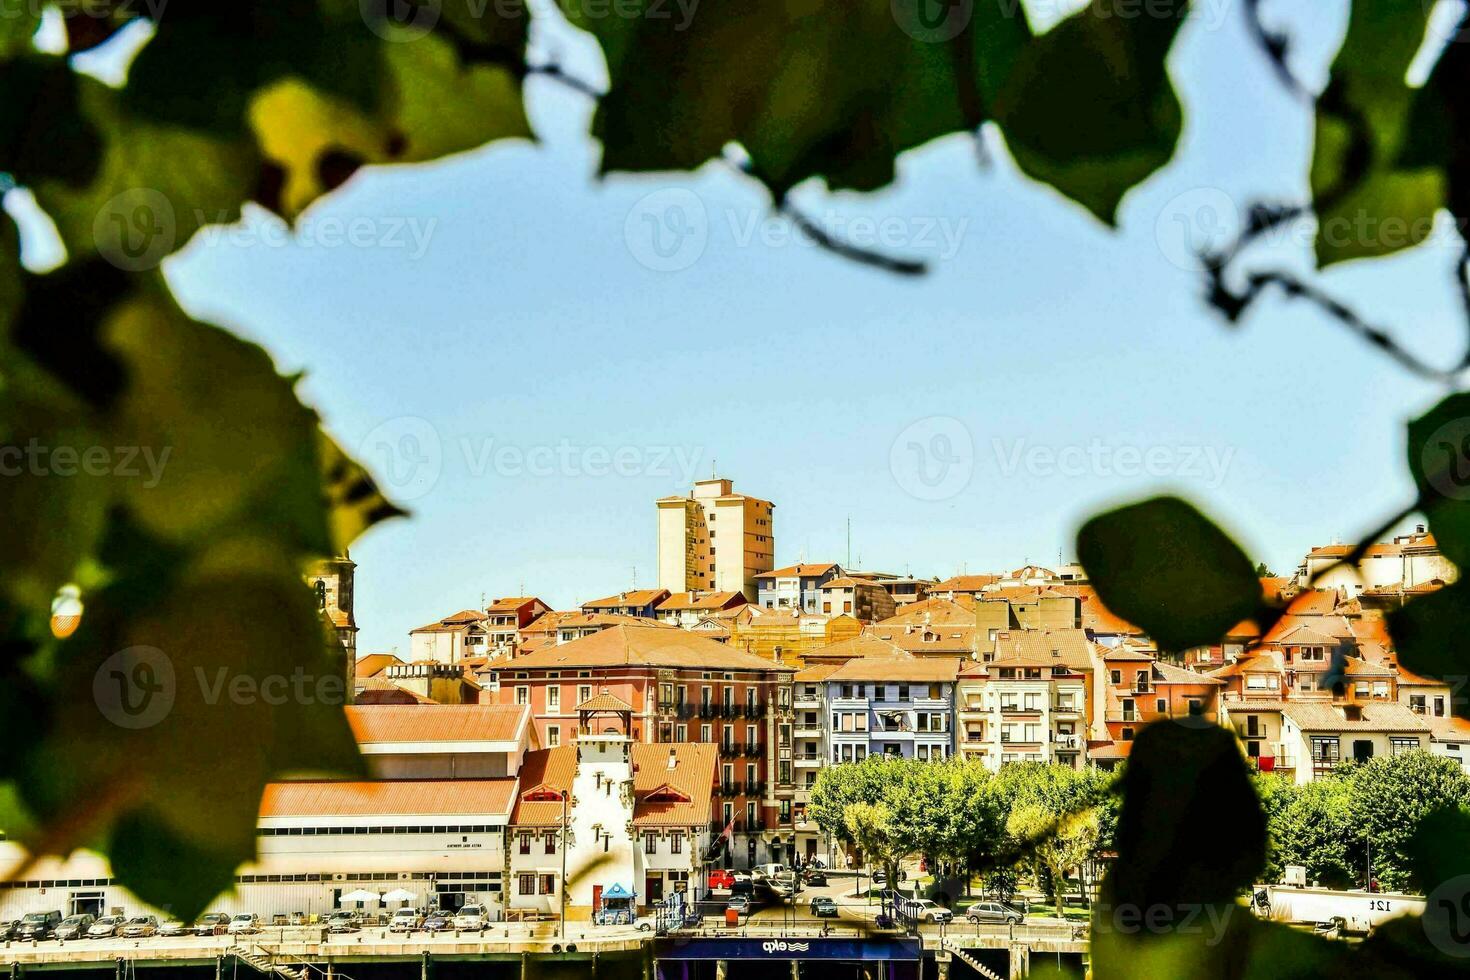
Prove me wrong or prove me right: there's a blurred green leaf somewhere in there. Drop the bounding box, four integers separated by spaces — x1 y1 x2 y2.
1407 392 1470 568
0 5 39 55
1077 496 1261 654
319 431 407 555
993 0 1187 224
1389 582 1470 719
104 285 329 549
579 0 1028 196
0 56 103 189
13 534 363 902
31 77 260 268
108 809 246 922
1310 0 1444 266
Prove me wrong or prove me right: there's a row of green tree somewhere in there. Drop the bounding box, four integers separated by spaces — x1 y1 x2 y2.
1254 751 1470 893
807 755 1118 918
808 750 1470 917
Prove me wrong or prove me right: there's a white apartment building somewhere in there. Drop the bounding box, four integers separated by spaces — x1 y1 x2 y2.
791 665 836 863
1298 527 1457 592
956 655 1087 770
656 478 775 600
1220 699 1432 785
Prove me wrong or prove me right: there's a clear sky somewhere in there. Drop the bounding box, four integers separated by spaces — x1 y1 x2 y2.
153 2 1466 656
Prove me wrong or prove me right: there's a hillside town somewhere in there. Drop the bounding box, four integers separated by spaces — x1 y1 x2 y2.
3 477 1464 935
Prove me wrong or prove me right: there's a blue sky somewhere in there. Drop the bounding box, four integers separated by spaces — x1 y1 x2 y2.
151 2 1467 655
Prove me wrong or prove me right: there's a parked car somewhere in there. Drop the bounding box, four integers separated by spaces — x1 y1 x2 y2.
452 905 488 931
388 908 422 933
421 911 452 933
804 870 828 887
87 916 127 939
0 921 16 941
707 869 734 891
966 901 1024 925
726 895 752 917
325 911 361 934
193 913 231 937
728 871 753 894
157 919 190 938
53 915 96 940
120 916 160 938
899 898 952 924
227 913 261 935
13 911 62 940
809 897 838 918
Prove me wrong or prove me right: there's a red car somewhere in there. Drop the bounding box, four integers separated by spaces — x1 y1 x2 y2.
708 869 734 891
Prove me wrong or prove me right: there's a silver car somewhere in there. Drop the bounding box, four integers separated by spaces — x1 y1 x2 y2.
54 915 95 940
87 916 127 939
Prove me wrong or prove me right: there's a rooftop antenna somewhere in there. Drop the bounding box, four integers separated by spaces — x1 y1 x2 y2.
846 516 852 569
480 591 486 610
711 458 717 479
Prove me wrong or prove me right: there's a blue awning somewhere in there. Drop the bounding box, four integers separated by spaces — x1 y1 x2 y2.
602 883 633 900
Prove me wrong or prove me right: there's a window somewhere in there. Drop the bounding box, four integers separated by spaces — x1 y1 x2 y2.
518 832 531 855
644 833 657 855
518 874 536 896
545 831 557 854
547 726 560 747
515 686 529 705
670 832 683 854
779 760 791 785
677 725 687 741
547 686 560 710
1310 737 1340 767
540 874 556 895
578 685 592 704
1156 698 1167 714
1110 670 1121 685
1390 737 1420 756
1121 727 1134 741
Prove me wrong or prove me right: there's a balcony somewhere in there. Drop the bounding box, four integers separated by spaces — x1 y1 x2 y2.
720 742 742 758
677 702 696 719
721 703 740 719
747 818 766 832
747 779 766 795
999 704 1041 714
746 742 766 758
699 704 717 719
721 780 743 796
1054 734 1081 750
794 693 821 709
794 754 822 766
657 700 676 714
794 725 822 739
1052 702 1080 714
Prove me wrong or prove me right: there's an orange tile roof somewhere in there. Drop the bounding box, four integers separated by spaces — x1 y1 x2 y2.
582 590 670 609
932 574 1000 592
355 653 404 679
260 779 516 818
632 743 717 827
353 677 439 705
487 597 547 614
876 597 979 627
505 624 792 672
521 610 581 635
577 690 634 713
556 612 678 630
755 564 840 579
655 591 747 612
826 656 963 683
511 747 577 825
345 704 528 743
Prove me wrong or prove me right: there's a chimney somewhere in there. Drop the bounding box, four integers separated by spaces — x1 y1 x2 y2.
667 747 677 770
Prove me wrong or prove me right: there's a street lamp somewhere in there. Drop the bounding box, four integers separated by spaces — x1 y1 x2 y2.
559 790 569 942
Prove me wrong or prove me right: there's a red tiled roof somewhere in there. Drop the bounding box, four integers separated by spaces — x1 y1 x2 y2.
511 747 577 826
655 591 747 612
632 743 717 827
755 564 840 579
582 590 670 609
261 779 516 818
505 625 792 672
345 704 528 743
826 656 962 682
